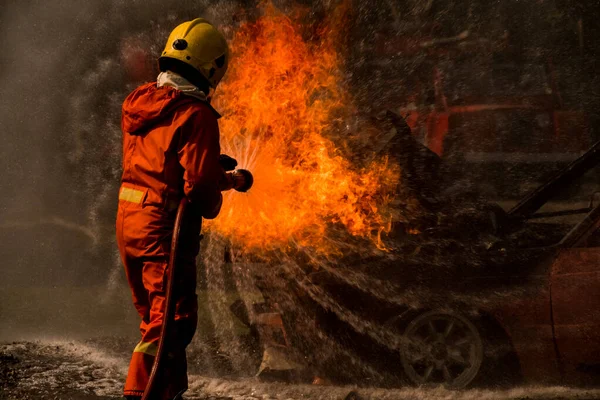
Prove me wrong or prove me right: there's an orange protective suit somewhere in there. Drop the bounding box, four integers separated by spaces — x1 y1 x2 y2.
116 81 223 399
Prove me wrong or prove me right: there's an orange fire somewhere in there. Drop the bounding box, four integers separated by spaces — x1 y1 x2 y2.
209 4 400 255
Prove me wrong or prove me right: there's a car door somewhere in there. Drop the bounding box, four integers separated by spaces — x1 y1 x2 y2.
551 225 600 382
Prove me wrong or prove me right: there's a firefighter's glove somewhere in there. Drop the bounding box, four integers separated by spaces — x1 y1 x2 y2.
219 154 238 172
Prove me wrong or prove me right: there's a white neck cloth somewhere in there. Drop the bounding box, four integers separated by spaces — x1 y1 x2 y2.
157 70 208 102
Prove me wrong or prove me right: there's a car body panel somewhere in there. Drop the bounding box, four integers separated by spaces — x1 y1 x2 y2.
489 274 561 383
551 247 600 382
459 255 562 383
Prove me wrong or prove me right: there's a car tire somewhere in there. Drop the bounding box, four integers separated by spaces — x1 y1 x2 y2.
399 309 521 389
400 310 484 389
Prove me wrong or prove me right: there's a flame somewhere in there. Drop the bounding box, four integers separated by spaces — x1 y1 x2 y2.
210 4 400 255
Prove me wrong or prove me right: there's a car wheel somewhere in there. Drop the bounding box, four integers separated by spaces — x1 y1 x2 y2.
400 310 484 388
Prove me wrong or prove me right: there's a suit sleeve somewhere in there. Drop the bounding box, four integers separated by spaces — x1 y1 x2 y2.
177 106 224 219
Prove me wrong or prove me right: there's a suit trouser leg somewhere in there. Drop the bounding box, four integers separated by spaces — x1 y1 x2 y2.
118 204 200 399
122 257 199 398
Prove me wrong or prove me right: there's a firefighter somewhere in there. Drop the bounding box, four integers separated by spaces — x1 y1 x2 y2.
116 18 229 400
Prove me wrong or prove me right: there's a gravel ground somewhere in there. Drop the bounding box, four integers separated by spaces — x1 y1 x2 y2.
2 341 600 400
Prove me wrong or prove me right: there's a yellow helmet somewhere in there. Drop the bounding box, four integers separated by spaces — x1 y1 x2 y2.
159 18 229 88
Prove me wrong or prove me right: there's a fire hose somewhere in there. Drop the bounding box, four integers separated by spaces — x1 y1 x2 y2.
141 167 253 400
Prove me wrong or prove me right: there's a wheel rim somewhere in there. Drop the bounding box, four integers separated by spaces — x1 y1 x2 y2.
400 310 483 388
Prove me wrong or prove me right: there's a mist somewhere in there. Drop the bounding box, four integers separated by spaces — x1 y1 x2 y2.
1 0 600 398
0 0 250 340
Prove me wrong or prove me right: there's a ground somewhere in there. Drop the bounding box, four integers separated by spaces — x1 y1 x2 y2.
2 341 600 400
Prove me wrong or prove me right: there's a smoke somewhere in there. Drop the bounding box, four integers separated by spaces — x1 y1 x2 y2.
0 0 253 340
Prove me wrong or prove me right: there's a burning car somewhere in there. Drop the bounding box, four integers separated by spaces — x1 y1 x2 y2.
183 5 600 390
244 137 600 389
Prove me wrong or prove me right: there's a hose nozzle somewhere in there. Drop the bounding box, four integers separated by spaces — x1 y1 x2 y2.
223 169 254 192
